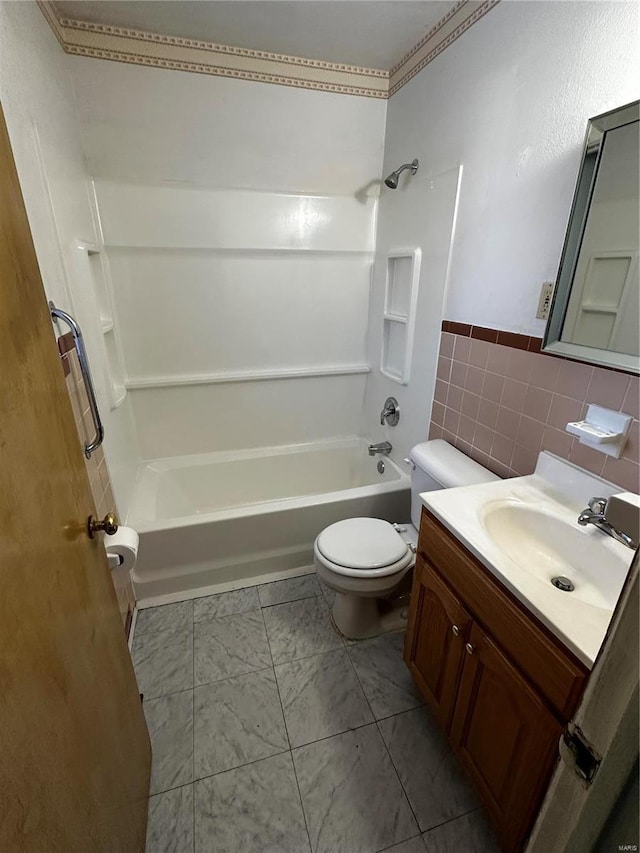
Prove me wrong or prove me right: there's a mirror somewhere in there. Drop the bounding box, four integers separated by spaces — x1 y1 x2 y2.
543 101 639 373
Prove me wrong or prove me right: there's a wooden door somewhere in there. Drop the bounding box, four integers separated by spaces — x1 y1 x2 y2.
404 558 471 732
0 104 150 850
450 622 562 852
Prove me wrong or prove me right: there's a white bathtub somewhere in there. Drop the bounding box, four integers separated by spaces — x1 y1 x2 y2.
127 437 410 602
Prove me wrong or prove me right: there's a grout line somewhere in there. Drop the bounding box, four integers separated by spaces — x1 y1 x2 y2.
344 640 376 721
377 833 426 853
375 714 423 836
193 606 262 624
186 748 292 790
192 600 195 847
285 752 314 853
231 605 311 851
260 608 288 748
194 664 275 693
290 718 382 754
258 592 322 610
421 805 483 836
147 779 195 800
143 684 195 704
143 637 364 702
199 608 311 850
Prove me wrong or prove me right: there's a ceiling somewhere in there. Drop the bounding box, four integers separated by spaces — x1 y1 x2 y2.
52 1 457 70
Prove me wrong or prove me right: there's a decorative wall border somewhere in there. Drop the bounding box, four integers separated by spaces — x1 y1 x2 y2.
389 0 500 95
442 321 543 353
38 0 500 99
441 320 638 375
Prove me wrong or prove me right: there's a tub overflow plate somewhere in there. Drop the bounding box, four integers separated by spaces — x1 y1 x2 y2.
377 460 385 474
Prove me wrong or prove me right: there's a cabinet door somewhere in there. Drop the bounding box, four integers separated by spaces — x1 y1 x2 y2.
404 559 471 732
450 623 562 852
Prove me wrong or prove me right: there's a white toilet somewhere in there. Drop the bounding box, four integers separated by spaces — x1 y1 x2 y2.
314 439 499 639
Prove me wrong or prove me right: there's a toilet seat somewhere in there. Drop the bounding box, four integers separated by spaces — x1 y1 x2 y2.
314 518 414 578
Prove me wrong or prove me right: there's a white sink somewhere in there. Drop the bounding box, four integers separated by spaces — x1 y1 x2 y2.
480 500 627 611
420 451 634 667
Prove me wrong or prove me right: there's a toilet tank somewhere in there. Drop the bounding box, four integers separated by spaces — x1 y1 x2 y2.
409 439 500 529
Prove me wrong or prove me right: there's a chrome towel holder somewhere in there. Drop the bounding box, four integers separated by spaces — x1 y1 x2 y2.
50 301 104 459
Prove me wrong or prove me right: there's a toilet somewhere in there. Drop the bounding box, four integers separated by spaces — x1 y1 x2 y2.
314 439 499 639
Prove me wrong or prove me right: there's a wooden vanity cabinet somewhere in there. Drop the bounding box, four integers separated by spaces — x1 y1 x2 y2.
404 560 471 731
405 510 589 853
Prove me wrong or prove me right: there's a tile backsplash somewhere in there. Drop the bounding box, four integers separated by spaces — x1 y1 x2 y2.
429 327 639 492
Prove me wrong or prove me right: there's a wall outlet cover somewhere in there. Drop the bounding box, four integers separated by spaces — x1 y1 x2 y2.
536 281 555 321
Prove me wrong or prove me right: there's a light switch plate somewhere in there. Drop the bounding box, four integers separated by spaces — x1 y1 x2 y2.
536 281 555 320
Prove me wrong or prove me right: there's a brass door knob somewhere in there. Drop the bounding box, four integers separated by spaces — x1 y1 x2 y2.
88 512 119 538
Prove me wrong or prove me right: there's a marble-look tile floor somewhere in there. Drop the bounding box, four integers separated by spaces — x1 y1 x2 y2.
133 573 499 853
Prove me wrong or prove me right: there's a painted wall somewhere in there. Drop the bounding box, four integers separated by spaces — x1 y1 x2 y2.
71 58 387 461
382 0 639 338
364 0 639 473
0 0 139 512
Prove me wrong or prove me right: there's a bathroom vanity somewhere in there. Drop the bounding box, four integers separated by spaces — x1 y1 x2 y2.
404 453 632 852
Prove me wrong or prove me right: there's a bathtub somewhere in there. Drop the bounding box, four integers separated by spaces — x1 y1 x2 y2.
127 437 410 602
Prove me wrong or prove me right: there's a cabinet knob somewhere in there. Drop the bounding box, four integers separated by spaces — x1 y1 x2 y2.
452 625 461 637
465 642 475 655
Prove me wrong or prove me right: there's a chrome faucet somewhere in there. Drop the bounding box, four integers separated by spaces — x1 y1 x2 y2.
577 497 635 549
368 441 392 457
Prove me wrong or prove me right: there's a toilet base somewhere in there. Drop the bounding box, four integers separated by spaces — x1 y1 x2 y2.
332 591 409 640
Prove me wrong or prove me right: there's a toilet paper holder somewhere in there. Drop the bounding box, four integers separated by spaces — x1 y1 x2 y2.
103 525 140 573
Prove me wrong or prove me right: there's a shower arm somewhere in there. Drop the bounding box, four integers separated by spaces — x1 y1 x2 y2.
395 161 418 178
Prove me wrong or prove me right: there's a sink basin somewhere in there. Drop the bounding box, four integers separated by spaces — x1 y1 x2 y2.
480 500 627 611
421 450 635 666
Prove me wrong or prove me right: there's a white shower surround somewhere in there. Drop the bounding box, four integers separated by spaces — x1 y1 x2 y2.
128 437 410 603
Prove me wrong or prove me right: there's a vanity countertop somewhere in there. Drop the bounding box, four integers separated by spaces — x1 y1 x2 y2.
420 452 633 667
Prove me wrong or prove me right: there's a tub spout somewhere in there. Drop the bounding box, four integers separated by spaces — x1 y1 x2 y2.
368 441 392 456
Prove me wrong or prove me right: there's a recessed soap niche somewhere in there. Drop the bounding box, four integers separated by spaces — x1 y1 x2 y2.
381 248 422 384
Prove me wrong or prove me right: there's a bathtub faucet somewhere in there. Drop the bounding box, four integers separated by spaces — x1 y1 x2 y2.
368 441 392 456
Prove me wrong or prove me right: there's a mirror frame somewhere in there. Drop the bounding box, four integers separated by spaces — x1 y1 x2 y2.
543 100 640 374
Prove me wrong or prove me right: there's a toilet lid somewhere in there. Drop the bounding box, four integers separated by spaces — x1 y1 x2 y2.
316 518 408 570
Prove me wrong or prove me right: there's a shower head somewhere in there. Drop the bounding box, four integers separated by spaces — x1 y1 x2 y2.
384 158 419 189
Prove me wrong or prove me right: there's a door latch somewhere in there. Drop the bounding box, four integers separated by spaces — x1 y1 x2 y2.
562 725 601 785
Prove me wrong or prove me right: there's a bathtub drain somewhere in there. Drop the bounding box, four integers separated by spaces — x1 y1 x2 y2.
551 576 574 592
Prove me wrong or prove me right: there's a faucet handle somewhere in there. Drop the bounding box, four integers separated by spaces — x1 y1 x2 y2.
380 396 400 427
588 496 608 514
